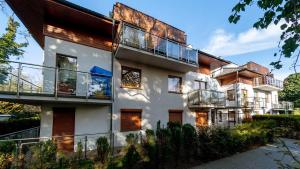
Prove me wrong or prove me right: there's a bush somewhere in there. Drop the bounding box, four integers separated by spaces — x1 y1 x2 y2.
182 124 196 161
0 141 15 154
252 115 300 130
0 117 40 135
96 137 110 164
142 129 157 169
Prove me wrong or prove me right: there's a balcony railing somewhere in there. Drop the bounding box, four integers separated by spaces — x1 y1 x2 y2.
239 97 267 108
0 61 111 100
272 101 294 110
116 23 198 65
253 76 283 89
188 89 225 107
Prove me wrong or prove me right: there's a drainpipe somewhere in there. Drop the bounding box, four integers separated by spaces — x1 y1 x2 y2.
235 70 239 124
110 19 115 145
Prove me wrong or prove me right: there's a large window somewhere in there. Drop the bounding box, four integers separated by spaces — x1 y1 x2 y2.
227 89 235 101
56 54 77 95
121 66 141 89
194 80 207 90
169 110 182 125
168 76 182 93
120 109 142 132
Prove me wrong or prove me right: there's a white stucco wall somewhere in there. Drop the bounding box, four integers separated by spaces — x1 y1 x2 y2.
43 36 112 96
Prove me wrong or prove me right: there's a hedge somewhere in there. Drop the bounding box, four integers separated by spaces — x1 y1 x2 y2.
0 117 40 135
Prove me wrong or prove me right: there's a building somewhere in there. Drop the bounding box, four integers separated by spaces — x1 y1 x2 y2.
2 0 293 150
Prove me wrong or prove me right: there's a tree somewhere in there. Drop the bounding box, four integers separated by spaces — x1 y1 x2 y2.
279 73 300 107
229 0 300 71
0 16 28 61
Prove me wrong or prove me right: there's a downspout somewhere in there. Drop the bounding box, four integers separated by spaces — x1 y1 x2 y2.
110 19 115 146
235 69 239 124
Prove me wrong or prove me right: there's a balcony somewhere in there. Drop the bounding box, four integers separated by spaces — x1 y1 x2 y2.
272 101 294 111
235 97 266 109
188 90 225 108
253 76 283 91
114 23 198 72
0 61 112 105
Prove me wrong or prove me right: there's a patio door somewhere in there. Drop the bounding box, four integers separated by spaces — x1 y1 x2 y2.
56 54 77 95
52 108 75 152
196 111 208 127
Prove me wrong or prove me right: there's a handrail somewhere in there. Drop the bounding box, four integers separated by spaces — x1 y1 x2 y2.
0 127 40 138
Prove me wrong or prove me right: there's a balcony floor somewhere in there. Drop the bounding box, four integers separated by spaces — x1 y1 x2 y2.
253 85 282 91
0 92 112 105
115 44 198 73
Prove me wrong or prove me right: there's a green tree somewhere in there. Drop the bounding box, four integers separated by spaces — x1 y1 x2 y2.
0 16 28 61
279 73 300 107
229 0 300 71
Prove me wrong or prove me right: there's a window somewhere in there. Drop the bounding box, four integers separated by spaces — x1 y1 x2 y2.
194 80 207 90
120 109 142 132
169 110 182 125
56 54 77 95
121 66 141 89
168 76 182 93
218 111 223 122
228 111 236 122
227 90 235 101
241 89 248 98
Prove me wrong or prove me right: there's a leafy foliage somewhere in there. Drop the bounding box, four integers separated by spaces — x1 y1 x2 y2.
229 0 300 70
279 73 300 107
96 136 110 164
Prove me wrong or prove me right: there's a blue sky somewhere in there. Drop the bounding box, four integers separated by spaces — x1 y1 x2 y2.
0 0 295 80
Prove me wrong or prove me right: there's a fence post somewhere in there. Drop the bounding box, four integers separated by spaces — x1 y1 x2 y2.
16 63 21 98
84 136 87 160
55 68 58 99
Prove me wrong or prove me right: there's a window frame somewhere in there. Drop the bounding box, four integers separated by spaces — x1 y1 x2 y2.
168 75 182 94
121 66 142 89
227 89 235 101
194 80 207 90
120 109 142 132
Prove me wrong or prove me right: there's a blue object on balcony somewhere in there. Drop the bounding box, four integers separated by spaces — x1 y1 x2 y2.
90 66 112 77
89 66 111 97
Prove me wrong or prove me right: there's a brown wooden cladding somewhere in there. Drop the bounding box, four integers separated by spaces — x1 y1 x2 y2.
219 75 253 86
243 62 269 75
52 108 75 152
44 22 112 51
113 3 186 44
120 109 142 132
169 110 183 125
198 64 211 75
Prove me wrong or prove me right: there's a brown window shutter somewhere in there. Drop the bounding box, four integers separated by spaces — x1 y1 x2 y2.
195 112 208 127
168 109 183 125
120 109 142 132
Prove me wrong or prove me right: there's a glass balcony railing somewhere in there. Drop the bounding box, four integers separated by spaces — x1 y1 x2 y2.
0 60 112 100
117 23 198 65
253 76 283 89
239 97 268 108
188 89 225 107
272 101 294 110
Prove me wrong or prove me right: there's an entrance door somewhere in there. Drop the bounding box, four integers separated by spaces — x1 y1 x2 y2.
196 111 208 127
52 108 75 152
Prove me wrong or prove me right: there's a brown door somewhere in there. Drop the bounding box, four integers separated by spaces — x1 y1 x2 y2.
196 111 208 127
52 108 75 152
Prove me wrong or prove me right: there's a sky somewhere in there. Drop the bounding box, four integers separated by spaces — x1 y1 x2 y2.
0 0 296 80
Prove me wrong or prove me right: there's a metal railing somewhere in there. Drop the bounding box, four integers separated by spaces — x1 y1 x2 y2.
272 101 294 110
188 89 225 107
253 76 283 89
116 23 198 65
0 60 112 100
238 97 267 108
0 127 40 140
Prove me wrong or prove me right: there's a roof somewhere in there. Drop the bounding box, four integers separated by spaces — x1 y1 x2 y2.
5 0 118 48
198 50 231 64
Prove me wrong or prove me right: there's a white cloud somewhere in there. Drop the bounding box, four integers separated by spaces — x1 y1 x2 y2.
202 23 283 56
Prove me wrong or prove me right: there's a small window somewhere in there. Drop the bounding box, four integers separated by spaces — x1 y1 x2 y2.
194 80 207 90
120 109 142 132
241 89 248 98
121 66 141 89
228 111 236 122
169 110 182 125
227 90 235 101
168 76 182 93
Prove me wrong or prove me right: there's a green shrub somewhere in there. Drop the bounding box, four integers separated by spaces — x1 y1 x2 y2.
0 117 40 135
96 136 110 163
142 129 157 169
0 141 15 154
167 122 182 166
182 124 196 161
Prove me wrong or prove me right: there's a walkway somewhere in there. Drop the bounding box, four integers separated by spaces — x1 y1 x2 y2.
192 138 300 169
